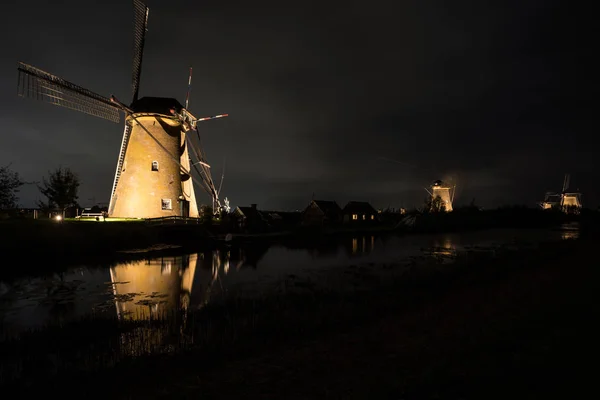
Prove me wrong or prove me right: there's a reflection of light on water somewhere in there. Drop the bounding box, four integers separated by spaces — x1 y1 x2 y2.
561 230 579 240
110 255 197 321
109 255 199 356
106 248 255 355
560 222 580 241
224 251 231 275
429 236 456 257
351 236 376 255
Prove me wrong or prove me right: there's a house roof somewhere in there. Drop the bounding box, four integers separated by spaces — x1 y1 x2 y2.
262 210 302 223
342 201 377 214
311 200 342 218
237 206 262 217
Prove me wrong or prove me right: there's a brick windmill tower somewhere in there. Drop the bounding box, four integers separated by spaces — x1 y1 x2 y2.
16 0 228 219
430 179 454 212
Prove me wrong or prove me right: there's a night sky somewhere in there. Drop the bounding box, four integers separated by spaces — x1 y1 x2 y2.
1 0 596 210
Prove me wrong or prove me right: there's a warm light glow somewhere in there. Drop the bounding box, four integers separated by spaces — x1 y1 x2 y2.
561 194 582 208
110 114 200 219
432 186 453 212
561 230 579 240
110 255 198 321
55 215 62 221
352 214 358 220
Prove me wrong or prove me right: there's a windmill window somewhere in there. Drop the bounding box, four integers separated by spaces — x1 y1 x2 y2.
371 215 375 220
161 199 172 210
152 161 159 171
352 214 358 220
362 215 366 220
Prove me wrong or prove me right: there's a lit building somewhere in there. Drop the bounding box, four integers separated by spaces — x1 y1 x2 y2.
540 174 582 214
431 180 454 212
109 98 199 219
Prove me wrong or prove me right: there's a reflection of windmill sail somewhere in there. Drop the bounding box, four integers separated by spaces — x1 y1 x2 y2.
110 255 197 320
180 254 197 310
203 249 228 306
187 250 234 308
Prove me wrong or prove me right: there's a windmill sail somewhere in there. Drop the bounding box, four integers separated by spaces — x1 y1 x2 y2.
108 121 133 215
131 0 149 103
17 62 120 123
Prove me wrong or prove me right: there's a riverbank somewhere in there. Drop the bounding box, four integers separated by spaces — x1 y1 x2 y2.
1 235 596 398
0 219 215 280
0 208 594 281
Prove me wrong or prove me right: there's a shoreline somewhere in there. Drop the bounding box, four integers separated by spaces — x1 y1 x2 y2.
0 209 591 281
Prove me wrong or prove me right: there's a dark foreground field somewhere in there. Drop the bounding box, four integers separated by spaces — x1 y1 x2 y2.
1 234 598 399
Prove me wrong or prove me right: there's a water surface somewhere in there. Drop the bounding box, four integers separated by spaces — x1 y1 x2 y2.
0 227 576 337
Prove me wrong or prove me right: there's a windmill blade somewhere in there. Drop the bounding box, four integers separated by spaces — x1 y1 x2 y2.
17 62 120 123
217 157 226 195
196 114 229 122
131 0 149 103
562 173 570 192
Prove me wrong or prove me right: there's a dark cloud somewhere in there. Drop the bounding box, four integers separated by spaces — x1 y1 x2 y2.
1 0 596 210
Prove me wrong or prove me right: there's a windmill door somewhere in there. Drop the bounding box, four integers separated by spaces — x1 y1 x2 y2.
180 200 190 218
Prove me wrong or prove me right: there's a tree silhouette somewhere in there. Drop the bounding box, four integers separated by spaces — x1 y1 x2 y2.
200 205 213 225
37 166 80 212
423 195 446 213
0 164 23 210
431 195 446 213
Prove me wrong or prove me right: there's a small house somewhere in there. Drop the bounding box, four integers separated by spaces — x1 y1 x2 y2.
262 210 302 231
232 204 270 233
301 200 343 226
342 201 379 224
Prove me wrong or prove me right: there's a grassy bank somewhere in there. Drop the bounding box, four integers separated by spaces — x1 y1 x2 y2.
0 219 217 280
401 206 576 232
1 235 596 397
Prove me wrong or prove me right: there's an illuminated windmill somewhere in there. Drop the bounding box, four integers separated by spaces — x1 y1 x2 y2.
559 173 582 214
426 180 454 212
16 0 228 218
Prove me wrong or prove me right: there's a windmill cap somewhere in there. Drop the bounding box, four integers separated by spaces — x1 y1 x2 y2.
130 97 183 115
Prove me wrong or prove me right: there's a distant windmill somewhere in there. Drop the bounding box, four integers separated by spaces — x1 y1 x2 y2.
16 0 228 219
559 173 582 213
425 180 454 212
